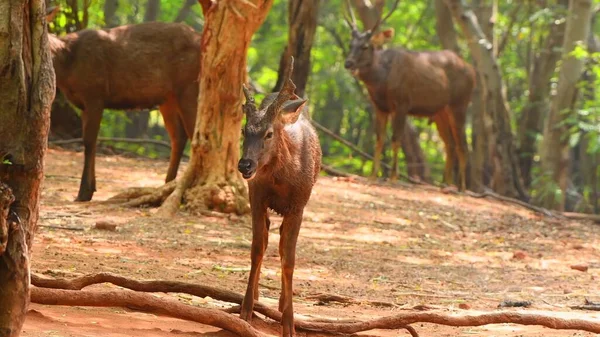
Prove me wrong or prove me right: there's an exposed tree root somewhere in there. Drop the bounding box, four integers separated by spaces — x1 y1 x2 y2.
30 273 600 336
103 180 177 208
30 286 263 337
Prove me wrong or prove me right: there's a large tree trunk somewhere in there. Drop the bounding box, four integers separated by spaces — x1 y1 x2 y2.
272 0 320 97
350 0 431 182
158 0 274 216
444 0 528 201
0 0 55 335
517 0 568 189
537 0 593 210
103 0 119 28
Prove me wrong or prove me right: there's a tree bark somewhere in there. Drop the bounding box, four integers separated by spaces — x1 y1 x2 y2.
537 0 594 210
0 0 55 334
444 0 528 201
158 0 274 216
349 0 430 182
517 0 568 189
272 0 320 98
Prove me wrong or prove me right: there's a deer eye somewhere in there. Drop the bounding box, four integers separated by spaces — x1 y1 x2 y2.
265 131 273 140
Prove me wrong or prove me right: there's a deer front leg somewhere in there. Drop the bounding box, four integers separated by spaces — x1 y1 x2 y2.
371 112 388 181
278 212 302 337
76 102 104 202
240 205 269 322
390 111 407 181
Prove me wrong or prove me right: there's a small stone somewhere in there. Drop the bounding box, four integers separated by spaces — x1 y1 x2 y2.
512 251 527 260
458 303 471 310
94 221 117 231
570 264 588 272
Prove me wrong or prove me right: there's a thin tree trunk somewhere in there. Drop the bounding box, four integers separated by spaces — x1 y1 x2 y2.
517 0 568 188
158 0 274 216
174 0 197 23
350 0 431 182
537 0 593 210
273 0 320 98
0 0 55 335
444 0 528 201
104 0 119 28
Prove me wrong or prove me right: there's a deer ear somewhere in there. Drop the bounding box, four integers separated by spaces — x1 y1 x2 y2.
371 28 394 47
280 99 307 124
46 6 60 22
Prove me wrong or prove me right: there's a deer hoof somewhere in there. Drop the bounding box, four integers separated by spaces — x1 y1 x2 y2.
75 190 94 202
239 308 253 322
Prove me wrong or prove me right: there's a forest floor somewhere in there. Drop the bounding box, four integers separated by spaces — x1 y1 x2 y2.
22 147 600 337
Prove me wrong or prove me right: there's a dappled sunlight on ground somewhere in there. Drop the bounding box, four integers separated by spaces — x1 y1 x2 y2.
23 147 600 337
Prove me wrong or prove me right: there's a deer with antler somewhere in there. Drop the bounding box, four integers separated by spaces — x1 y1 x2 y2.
237 57 322 336
344 0 476 191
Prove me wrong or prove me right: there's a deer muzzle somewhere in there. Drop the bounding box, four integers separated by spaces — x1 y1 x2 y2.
238 158 256 180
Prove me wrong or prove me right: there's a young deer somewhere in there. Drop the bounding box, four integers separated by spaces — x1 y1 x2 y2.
46 7 200 201
344 0 476 191
238 57 322 336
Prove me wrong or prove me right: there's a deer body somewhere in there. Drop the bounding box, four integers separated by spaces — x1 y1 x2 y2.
48 21 201 201
238 58 321 336
344 0 475 190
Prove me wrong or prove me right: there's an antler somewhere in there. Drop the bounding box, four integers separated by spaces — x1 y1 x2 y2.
371 0 400 33
265 56 296 122
343 0 358 32
242 84 257 117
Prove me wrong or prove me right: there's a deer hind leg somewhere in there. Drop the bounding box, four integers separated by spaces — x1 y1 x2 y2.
278 212 302 337
176 84 199 139
433 108 456 188
371 112 388 180
390 112 407 181
76 102 104 202
448 104 468 191
160 95 188 183
240 206 269 322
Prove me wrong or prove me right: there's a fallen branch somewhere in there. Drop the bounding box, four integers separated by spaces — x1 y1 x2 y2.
103 180 177 207
30 286 263 337
306 292 397 308
50 137 173 150
320 164 360 179
466 189 555 217
563 212 600 224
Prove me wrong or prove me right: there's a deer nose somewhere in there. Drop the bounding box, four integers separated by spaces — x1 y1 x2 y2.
344 60 355 69
238 159 255 176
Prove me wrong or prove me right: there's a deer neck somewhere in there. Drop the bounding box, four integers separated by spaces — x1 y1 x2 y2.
357 50 388 87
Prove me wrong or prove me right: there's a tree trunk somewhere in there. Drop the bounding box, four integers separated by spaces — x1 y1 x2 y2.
272 0 320 98
0 0 55 335
103 0 119 28
350 0 430 182
124 0 161 139
158 0 274 216
537 0 593 210
174 0 197 23
444 0 528 201
517 0 568 189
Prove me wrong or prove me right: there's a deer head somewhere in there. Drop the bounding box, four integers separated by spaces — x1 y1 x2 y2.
238 56 308 180
343 0 399 74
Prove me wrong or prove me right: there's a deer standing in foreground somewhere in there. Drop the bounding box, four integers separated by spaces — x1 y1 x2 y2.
237 57 322 336
46 7 200 201
344 0 475 191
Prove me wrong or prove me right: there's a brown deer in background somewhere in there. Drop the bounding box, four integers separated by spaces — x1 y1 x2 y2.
343 0 475 191
46 7 200 201
238 57 322 336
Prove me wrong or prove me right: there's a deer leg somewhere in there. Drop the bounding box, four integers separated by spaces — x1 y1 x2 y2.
371 112 388 180
240 206 268 322
278 212 302 337
448 105 469 191
176 85 199 139
433 110 456 187
159 100 187 183
76 103 104 202
390 112 407 181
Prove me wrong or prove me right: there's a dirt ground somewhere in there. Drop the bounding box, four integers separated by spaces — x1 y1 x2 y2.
22 147 600 337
